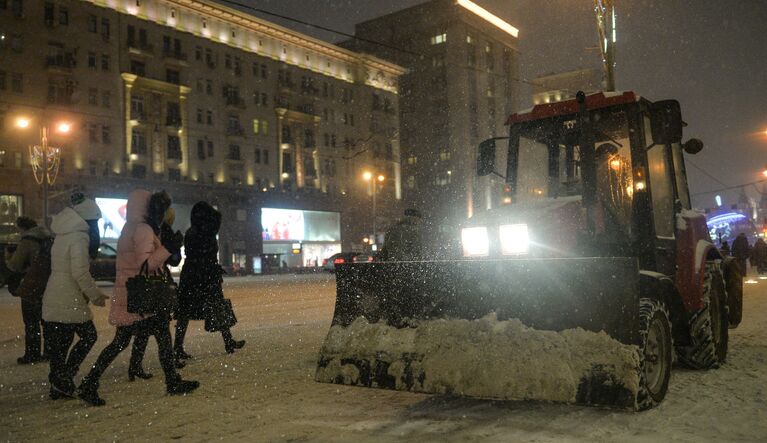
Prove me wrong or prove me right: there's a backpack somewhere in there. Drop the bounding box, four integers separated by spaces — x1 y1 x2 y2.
15 236 54 302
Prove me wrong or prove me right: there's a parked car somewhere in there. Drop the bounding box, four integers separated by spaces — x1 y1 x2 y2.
90 243 117 282
352 253 377 263
322 252 360 273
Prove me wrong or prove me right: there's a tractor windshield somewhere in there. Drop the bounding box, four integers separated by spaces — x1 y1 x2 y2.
511 109 633 226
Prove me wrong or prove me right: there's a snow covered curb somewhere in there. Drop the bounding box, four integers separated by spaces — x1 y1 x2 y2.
316 314 641 407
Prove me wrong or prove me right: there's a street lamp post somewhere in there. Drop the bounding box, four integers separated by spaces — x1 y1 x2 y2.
16 117 70 226
363 171 385 248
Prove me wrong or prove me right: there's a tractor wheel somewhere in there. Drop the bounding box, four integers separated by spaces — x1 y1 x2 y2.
677 263 729 369
636 298 673 411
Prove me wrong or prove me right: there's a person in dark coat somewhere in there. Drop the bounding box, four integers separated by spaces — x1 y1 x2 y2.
5 216 52 364
174 202 245 359
751 237 767 274
731 233 750 275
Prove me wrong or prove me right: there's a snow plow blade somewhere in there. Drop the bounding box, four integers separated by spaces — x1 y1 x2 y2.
316 258 644 409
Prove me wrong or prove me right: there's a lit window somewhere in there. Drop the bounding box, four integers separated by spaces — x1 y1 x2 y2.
430 33 447 45
406 155 417 165
252 119 259 134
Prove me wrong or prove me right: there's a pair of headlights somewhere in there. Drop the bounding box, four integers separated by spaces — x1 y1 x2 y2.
461 224 530 257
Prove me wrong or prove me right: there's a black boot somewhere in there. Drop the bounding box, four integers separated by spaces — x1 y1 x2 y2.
166 376 200 395
49 384 75 400
225 339 245 354
77 379 105 407
128 367 153 382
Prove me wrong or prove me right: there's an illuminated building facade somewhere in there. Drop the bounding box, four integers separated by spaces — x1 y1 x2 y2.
0 0 404 268
342 0 520 244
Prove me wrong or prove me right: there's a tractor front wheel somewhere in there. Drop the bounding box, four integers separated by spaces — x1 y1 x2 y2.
636 298 673 411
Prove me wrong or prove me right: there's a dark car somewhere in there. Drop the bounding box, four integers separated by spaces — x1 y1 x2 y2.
90 243 117 282
322 252 360 272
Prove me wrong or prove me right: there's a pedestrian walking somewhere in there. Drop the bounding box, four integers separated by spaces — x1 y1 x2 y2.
378 208 424 261
732 233 750 275
5 216 52 364
78 190 198 406
43 194 108 398
174 201 245 360
123 192 185 380
752 237 767 274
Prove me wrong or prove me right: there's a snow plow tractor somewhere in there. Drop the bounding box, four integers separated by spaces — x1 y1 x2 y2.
315 91 743 411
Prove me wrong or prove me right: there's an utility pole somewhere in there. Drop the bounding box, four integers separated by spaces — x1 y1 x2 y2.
594 0 617 91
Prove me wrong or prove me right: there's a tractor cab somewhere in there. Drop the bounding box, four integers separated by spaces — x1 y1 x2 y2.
473 91 704 275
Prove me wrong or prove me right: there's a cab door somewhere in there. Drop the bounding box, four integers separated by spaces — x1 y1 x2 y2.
646 142 677 275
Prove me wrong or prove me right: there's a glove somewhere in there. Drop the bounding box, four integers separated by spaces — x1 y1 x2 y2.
84 287 107 307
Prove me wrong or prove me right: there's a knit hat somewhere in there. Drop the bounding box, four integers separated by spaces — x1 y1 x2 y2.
70 192 102 221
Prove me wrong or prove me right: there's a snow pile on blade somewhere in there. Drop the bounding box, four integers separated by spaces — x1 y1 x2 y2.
316 314 640 406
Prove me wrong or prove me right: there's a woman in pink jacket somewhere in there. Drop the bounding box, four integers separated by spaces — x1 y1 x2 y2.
78 190 199 406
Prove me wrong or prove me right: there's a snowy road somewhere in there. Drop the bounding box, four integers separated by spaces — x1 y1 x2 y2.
1 273 766 442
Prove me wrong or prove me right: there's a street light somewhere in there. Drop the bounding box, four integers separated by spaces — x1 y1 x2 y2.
363 170 385 248
15 116 72 226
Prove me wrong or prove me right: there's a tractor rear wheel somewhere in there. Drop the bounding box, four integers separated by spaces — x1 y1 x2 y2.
636 298 673 411
677 263 729 369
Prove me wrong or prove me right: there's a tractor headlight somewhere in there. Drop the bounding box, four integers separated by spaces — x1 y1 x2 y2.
461 227 489 257
499 224 529 255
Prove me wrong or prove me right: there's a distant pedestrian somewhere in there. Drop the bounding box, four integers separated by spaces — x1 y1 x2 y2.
43 194 108 399
378 209 424 261
732 233 750 275
752 238 767 274
174 201 245 360
5 216 52 364
78 190 198 407
720 240 730 256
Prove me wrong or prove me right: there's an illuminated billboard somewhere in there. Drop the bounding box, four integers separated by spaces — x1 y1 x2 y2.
261 208 340 242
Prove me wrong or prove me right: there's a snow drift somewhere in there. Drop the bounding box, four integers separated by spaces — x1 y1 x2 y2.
316 314 641 407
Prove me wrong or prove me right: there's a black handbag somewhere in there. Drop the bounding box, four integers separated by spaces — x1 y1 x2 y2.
127 261 177 315
204 298 237 332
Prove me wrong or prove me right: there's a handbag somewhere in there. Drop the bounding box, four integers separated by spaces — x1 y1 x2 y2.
204 298 237 332
127 261 177 315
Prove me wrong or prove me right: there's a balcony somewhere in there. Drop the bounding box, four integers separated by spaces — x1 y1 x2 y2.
45 54 77 72
225 96 246 110
127 41 154 56
226 125 245 137
166 117 182 128
163 49 188 65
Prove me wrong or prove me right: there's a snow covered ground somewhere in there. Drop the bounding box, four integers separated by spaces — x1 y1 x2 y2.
1 273 766 442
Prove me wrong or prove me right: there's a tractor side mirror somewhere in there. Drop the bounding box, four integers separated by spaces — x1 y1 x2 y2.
682 138 704 154
477 139 497 177
650 100 683 145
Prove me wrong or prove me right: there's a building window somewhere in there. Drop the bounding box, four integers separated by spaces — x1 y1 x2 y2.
87 88 97 105
206 110 213 125
168 168 181 181
196 108 203 124
252 119 260 134
206 80 213 94
58 6 68 25
167 135 181 160
88 124 98 142
87 52 96 68
131 96 145 120
101 18 110 40
228 145 241 161
430 33 447 45
0 71 5 90
254 149 261 164
101 54 110 71
207 141 214 157
261 121 268 135
407 176 415 189
263 150 269 164
10 73 22 92
225 54 232 69
197 140 205 160
101 91 110 108
102 126 111 144
131 130 147 154
44 2 54 26
261 64 267 79
195 46 202 60
166 69 179 84
406 155 417 165
87 15 99 34
166 102 181 126
439 150 451 161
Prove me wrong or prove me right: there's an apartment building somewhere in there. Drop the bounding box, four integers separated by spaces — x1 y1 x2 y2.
342 0 520 239
0 0 404 269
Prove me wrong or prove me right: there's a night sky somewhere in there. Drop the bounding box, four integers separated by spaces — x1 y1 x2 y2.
222 0 767 209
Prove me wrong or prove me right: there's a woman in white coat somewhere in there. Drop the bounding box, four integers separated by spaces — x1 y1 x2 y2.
42 194 108 399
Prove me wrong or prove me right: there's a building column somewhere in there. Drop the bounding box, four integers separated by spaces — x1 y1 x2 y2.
179 85 191 177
